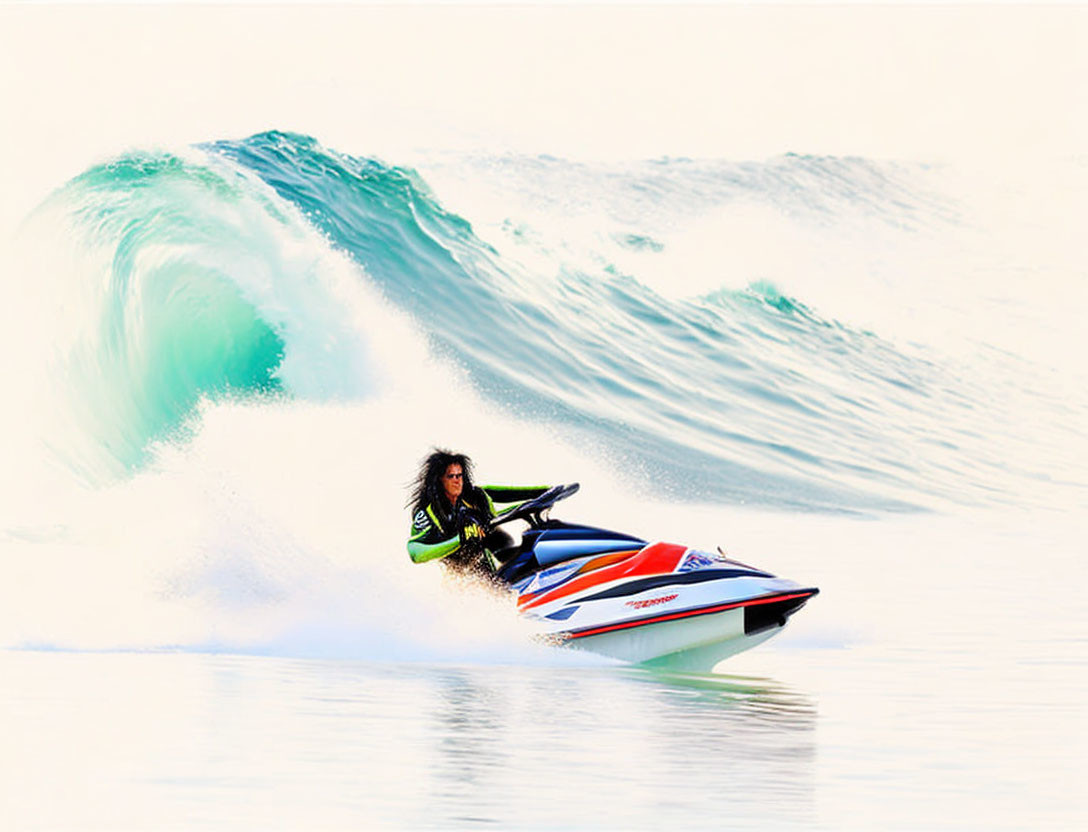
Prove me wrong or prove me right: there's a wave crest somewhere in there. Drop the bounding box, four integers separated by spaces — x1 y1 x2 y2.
24 147 375 479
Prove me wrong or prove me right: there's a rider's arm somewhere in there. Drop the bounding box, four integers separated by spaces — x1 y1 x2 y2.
480 485 551 519
406 506 461 563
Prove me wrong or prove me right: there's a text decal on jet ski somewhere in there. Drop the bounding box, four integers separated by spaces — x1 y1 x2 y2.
625 593 678 609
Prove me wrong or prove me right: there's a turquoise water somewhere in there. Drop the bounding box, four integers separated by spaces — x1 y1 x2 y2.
2 131 1086 829
21 131 1085 512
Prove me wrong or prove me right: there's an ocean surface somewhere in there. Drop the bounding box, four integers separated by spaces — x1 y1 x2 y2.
1 131 1085 829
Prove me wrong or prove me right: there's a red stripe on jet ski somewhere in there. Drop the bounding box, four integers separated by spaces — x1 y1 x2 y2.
562 591 817 640
516 549 643 607
519 543 688 611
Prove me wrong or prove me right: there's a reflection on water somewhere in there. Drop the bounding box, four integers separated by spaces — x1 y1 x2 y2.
432 669 514 819
7 631 1087 830
424 664 817 829
0 651 818 830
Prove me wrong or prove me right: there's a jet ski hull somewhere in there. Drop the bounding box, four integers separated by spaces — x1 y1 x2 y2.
560 589 817 671
510 532 818 671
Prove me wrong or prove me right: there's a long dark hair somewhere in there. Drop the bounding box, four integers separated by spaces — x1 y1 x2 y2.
408 448 477 514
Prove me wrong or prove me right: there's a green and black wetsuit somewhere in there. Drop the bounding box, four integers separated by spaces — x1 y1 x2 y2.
407 485 550 574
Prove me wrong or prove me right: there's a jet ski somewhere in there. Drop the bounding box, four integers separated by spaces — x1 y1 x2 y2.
492 484 819 672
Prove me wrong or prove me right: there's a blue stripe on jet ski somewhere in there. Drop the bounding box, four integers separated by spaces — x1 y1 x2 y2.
573 569 774 603
544 605 579 621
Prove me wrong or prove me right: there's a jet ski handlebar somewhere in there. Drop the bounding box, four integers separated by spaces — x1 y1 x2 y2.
492 482 580 528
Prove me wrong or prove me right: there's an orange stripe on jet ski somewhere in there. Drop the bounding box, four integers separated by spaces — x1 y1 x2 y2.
577 549 641 575
519 542 688 611
562 591 816 639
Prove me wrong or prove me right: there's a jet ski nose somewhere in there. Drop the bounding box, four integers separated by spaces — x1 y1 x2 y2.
744 588 818 636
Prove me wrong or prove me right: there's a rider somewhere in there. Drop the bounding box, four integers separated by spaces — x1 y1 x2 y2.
406 449 551 577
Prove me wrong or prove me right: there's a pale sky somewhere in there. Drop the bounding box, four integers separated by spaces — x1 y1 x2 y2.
2 3 1087 226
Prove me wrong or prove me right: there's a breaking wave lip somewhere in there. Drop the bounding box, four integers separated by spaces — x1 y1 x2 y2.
15 130 1086 515
20 146 379 481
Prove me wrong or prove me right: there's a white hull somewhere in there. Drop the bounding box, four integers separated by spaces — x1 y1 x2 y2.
512 530 817 673
564 607 783 672
524 575 814 672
